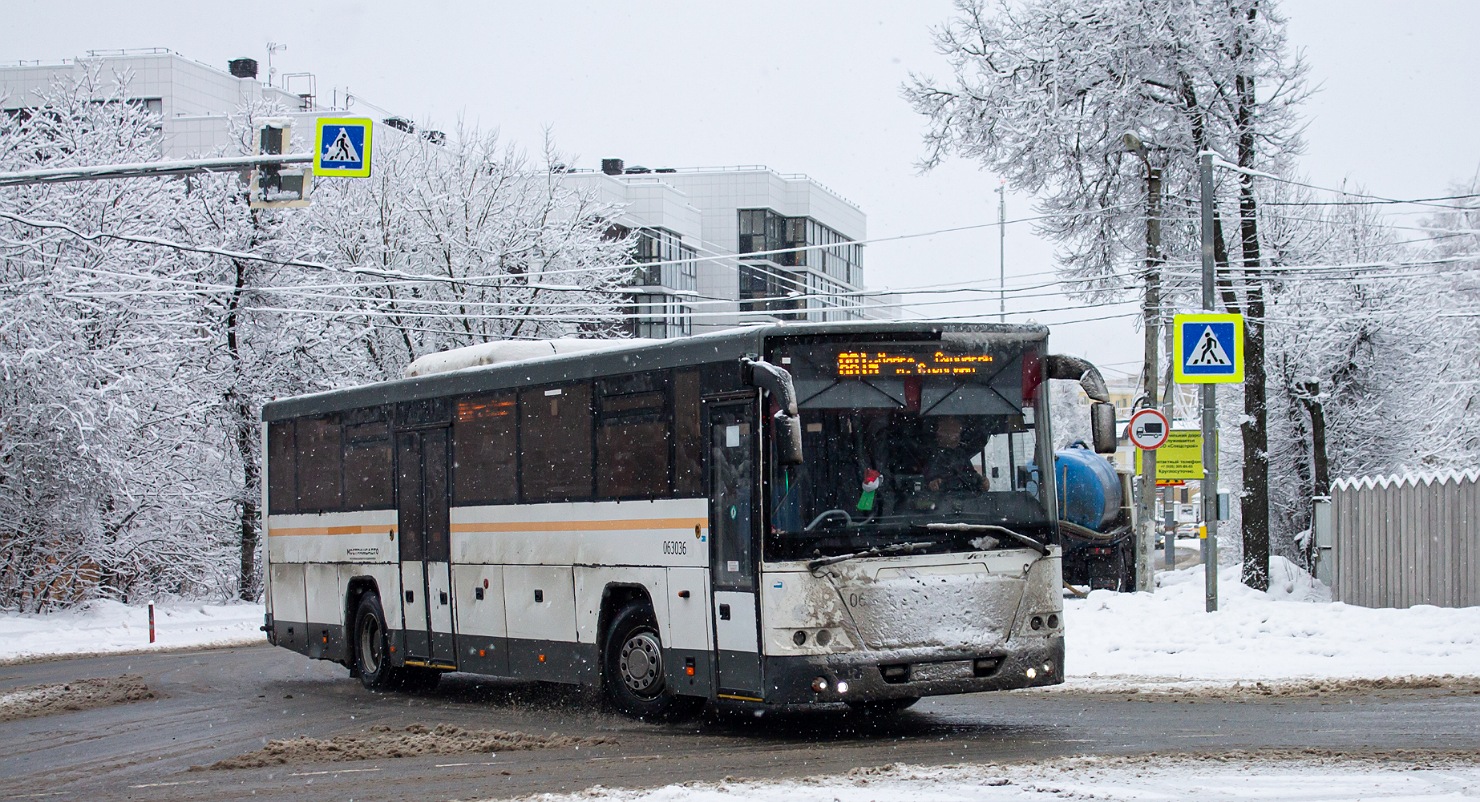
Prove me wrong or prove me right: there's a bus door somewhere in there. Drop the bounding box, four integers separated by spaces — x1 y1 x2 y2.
707 401 765 702
396 426 457 669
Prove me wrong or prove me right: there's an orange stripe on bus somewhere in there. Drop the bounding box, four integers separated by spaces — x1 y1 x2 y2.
269 525 397 537
450 518 706 534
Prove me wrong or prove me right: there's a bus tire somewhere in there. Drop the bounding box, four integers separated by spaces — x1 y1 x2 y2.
353 593 400 691
847 697 920 715
602 603 701 721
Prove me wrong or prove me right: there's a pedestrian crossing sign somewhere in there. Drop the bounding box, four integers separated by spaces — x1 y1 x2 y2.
314 117 372 178
1173 313 1244 384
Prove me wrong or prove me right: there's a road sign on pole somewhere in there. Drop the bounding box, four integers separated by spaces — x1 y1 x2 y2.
1127 408 1170 450
1134 429 1208 481
314 118 373 178
1173 312 1244 384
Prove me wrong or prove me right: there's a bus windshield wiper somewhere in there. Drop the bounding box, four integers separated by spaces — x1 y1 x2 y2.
915 522 1049 556
807 541 933 572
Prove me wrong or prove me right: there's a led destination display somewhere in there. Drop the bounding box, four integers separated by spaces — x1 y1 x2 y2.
836 350 995 378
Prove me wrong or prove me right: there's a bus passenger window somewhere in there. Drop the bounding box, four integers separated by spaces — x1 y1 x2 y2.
296 415 343 512
519 383 594 502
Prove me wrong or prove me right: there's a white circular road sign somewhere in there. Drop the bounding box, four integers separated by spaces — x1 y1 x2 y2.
1127 408 1171 450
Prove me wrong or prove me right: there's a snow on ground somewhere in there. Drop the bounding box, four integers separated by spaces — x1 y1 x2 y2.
505 757 1480 802
0 598 264 662
1061 555 1480 692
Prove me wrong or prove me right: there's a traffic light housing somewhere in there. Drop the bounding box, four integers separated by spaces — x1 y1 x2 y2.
249 120 311 209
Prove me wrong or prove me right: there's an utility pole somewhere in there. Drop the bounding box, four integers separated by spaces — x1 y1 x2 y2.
997 181 1006 322
1198 152 1220 612
1124 135 1161 593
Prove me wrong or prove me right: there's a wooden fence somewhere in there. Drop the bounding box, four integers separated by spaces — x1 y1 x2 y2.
1320 471 1480 608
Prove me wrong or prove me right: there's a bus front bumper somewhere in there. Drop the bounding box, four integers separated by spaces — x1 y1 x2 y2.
760 636 1064 705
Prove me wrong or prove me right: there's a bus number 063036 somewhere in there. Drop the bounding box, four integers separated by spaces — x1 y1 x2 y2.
662 540 688 555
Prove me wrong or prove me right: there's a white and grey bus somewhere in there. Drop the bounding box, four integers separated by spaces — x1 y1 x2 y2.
261 322 1117 718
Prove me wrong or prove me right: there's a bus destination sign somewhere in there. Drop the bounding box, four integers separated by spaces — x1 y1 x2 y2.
836 350 994 378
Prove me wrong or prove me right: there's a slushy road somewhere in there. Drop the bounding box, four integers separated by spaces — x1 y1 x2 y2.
2 644 1476 802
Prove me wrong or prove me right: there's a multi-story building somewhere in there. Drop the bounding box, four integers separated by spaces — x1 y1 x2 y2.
2 52 884 338
0 48 316 157
565 158 888 336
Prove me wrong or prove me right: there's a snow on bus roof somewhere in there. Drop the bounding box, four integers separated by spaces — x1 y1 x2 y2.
402 338 661 378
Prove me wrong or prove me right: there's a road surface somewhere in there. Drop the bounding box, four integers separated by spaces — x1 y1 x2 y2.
2 644 1477 801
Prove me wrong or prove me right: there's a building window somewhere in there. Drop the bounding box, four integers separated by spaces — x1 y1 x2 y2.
630 293 693 338
738 264 803 319
738 209 785 258
630 228 697 292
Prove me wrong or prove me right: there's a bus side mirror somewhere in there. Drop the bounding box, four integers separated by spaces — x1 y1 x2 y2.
773 412 804 466
1091 402 1117 454
741 356 804 465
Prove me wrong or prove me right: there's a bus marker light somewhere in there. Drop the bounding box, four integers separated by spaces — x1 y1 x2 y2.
478 649 486 658
811 677 829 693
538 654 546 663
678 590 690 599
686 665 695 676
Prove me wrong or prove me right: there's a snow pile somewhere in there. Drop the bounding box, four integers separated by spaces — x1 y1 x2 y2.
0 599 264 662
504 757 1480 802
1063 556 1480 690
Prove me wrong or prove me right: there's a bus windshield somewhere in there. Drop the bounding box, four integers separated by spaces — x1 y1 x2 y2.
765 338 1053 562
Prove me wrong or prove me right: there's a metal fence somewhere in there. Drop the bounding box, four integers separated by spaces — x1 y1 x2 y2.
1317 471 1480 609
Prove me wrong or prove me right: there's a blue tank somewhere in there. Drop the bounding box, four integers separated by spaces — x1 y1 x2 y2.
1052 444 1121 531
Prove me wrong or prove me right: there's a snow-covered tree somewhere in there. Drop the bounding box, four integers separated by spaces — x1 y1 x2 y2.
0 74 636 609
905 0 1309 588
0 70 239 610
305 126 635 379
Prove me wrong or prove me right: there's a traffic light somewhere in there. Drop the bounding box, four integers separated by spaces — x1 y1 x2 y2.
249 120 311 209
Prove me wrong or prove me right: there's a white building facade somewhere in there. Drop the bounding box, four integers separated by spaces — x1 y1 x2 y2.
1 48 315 157
565 159 890 337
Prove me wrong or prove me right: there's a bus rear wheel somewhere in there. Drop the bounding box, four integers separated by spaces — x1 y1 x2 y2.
354 593 402 691
602 603 701 721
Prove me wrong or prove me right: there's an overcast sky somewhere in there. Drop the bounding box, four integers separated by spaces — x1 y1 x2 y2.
4 0 1477 379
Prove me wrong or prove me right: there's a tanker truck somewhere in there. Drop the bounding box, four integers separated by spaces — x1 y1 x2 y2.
1051 442 1138 592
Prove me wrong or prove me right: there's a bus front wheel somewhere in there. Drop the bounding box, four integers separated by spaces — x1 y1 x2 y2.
602 603 701 721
